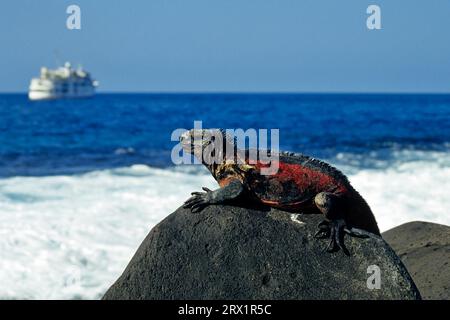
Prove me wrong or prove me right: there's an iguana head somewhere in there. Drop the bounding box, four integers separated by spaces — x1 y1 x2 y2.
179 128 240 175
180 128 233 160
180 128 279 178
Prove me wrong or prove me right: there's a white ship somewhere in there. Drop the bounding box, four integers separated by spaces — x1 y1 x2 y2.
28 62 98 100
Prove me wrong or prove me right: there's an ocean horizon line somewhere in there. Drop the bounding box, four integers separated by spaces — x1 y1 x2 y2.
2 91 450 96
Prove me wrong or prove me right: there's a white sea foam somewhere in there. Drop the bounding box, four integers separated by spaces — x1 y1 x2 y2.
349 156 450 231
0 151 449 299
0 165 216 300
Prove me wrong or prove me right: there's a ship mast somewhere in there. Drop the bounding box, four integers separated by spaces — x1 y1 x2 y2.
53 49 61 67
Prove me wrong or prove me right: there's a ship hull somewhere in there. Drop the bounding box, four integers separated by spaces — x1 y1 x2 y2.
28 91 95 101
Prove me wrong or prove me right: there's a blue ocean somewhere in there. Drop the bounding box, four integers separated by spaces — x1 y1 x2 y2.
1 93 449 299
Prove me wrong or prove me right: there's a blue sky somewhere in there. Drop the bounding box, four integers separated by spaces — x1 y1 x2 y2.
1 0 450 93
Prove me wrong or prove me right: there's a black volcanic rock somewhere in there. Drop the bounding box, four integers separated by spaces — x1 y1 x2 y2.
103 205 420 300
383 221 450 300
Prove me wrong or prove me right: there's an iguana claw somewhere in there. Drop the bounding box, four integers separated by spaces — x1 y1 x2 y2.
314 220 330 239
183 181 245 213
326 219 349 255
183 187 214 213
315 219 368 256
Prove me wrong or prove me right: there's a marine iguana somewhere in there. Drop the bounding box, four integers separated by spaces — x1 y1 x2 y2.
180 128 380 255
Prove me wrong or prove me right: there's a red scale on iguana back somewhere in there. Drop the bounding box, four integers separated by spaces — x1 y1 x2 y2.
250 158 349 211
271 160 346 192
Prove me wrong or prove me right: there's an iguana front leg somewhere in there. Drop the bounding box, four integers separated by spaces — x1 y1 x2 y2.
183 179 244 213
313 192 368 255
